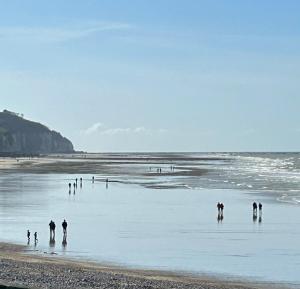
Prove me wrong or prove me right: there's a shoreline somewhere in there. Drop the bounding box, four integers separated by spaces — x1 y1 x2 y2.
0 154 299 287
0 242 293 289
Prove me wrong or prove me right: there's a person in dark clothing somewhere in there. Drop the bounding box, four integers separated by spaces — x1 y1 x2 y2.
253 202 257 214
34 232 38 243
49 220 56 239
220 203 224 214
217 202 221 213
62 219 68 236
27 230 30 241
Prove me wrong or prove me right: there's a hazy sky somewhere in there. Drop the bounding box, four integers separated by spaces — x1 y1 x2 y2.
1 0 300 152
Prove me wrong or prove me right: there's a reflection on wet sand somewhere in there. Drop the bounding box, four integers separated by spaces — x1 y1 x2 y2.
0 153 300 284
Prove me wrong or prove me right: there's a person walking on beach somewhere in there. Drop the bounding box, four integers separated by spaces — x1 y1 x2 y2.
49 220 52 237
92 176 95 183
253 202 257 214
62 219 68 236
27 230 30 242
34 232 38 243
49 220 56 239
217 202 223 222
217 202 221 213
220 203 224 214
252 202 258 222
258 203 263 221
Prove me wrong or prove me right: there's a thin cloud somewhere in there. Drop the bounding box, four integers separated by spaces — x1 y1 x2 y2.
83 123 166 136
84 122 104 135
0 21 132 43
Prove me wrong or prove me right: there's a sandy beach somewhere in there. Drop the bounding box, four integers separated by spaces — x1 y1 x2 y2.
0 153 299 288
0 243 290 289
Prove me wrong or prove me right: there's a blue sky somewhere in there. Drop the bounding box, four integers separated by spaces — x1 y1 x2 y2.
1 0 300 152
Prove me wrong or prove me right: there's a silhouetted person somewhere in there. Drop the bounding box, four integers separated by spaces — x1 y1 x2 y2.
106 178 109 189
53 221 56 237
220 203 224 214
217 202 221 213
49 220 56 239
49 220 52 236
68 183 71 190
253 202 257 214
92 176 95 183
258 203 263 219
62 219 68 236
75 178 78 185
27 230 30 242
34 232 38 243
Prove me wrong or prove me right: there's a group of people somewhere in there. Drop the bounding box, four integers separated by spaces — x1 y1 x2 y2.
252 202 263 214
217 202 225 213
27 219 68 245
252 202 263 223
68 176 110 192
27 230 38 244
68 177 83 194
217 202 225 222
49 219 68 239
149 166 176 173
216 202 263 223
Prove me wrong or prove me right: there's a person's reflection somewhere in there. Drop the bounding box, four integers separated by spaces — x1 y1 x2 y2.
217 212 224 223
253 212 258 223
62 235 67 250
49 236 55 248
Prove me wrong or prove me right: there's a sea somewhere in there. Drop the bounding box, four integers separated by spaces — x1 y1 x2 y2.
0 152 299 286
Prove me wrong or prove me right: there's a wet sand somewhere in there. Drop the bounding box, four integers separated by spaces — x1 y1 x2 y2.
0 154 211 175
0 243 290 289
0 154 299 288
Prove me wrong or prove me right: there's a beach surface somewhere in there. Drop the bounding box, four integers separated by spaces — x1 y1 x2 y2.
0 243 290 289
0 153 299 288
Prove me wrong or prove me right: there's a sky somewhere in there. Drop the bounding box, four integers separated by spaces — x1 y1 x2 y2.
1 0 300 152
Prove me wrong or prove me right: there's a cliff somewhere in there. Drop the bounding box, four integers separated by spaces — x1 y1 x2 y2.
0 110 74 154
